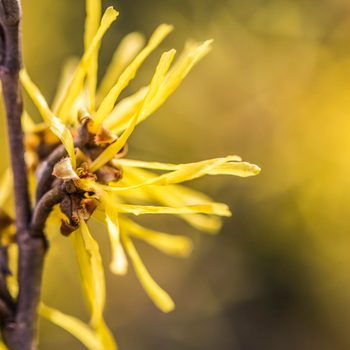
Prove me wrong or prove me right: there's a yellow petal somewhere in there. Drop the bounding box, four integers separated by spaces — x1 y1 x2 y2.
114 156 242 170
144 50 177 103
138 157 260 182
117 203 231 216
84 0 102 111
97 32 146 103
109 40 213 134
107 156 248 191
85 0 102 50
104 204 128 275
57 7 119 122
39 303 105 350
121 217 193 257
117 165 214 203
116 166 223 233
0 169 12 209
110 243 128 275
7 244 18 298
149 40 213 114
71 219 105 327
45 215 117 350
209 161 261 177
78 176 228 238
79 198 125 287
90 49 176 172
92 23 174 129
96 321 118 350
0 342 7 350
21 110 36 133
20 69 77 168
121 232 175 313
51 57 80 113
21 111 47 134
103 87 148 131
52 157 79 180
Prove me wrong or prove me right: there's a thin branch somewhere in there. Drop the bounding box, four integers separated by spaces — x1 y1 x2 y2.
0 1 47 349
35 140 81 203
31 186 65 236
6 186 65 349
0 0 30 233
35 144 67 203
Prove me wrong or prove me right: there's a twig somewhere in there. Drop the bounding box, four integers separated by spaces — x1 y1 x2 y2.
0 0 29 233
35 144 67 203
31 186 65 236
0 1 47 349
35 140 80 203
7 186 65 349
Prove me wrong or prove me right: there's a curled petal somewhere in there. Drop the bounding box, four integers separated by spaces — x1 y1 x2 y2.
104 205 128 275
97 32 146 102
39 303 106 350
110 243 128 275
121 232 175 313
121 217 193 258
90 49 176 172
71 219 105 327
104 87 148 131
117 203 231 217
51 58 80 113
92 23 174 129
57 7 119 122
109 167 224 233
20 70 77 168
108 156 259 192
84 0 102 111
108 40 214 134
52 158 79 180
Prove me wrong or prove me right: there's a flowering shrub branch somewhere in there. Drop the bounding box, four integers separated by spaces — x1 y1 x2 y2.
0 1 47 349
0 0 260 349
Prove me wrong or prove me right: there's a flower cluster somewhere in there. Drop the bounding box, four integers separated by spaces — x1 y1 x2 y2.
0 1 259 349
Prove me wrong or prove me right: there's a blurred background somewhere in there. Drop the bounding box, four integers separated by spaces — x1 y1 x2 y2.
2 0 350 349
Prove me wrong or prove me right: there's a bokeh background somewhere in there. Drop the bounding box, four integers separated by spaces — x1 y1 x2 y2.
2 0 350 349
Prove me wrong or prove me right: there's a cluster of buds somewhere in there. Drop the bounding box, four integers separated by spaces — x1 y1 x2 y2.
30 112 126 237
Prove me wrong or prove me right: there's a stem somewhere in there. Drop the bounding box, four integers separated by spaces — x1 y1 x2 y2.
3 186 64 349
0 1 46 349
0 0 29 232
35 144 67 203
31 187 65 236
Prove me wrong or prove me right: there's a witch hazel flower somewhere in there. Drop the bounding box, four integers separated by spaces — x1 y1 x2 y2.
0 2 260 349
